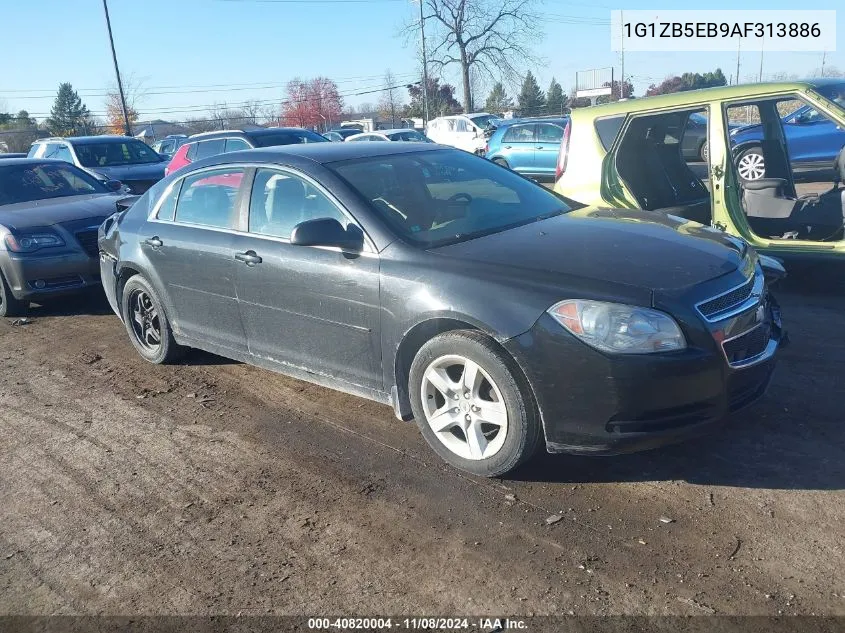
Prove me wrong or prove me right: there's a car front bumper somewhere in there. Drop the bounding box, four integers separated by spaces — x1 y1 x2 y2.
0 249 101 301
504 307 782 456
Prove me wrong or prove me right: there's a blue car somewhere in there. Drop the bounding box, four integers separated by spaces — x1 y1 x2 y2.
730 84 845 181
485 117 569 180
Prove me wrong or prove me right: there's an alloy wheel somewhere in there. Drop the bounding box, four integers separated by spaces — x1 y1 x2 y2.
738 151 765 180
129 289 162 352
420 354 508 461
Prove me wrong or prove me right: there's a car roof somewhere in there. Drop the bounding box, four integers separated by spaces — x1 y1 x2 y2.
52 135 139 144
379 129 423 135
202 142 446 168
572 79 845 119
188 127 315 141
497 117 568 127
0 158 73 167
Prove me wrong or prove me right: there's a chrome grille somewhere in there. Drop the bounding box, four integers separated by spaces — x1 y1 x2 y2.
723 323 770 365
697 275 755 321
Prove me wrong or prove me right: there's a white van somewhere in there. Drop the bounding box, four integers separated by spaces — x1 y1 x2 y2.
425 113 498 154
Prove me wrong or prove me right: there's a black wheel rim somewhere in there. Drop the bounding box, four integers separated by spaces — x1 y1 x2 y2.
129 289 162 352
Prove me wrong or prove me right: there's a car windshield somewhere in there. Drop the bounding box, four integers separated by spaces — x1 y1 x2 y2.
331 149 576 248
251 130 329 147
468 114 496 129
74 140 162 167
0 162 106 205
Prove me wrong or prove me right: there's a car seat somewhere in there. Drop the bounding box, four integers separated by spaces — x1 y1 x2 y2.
742 177 844 241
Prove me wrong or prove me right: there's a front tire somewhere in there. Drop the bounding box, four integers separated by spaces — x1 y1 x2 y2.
408 330 542 477
0 271 28 318
121 275 184 364
699 140 709 163
737 147 765 181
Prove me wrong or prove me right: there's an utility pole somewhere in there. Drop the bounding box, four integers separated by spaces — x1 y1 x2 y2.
101 0 131 136
758 38 764 82
821 50 827 77
735 38 741 84
619 10 625 99
418 0 430 124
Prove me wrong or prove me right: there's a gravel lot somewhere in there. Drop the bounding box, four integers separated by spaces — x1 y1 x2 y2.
1 270 844 617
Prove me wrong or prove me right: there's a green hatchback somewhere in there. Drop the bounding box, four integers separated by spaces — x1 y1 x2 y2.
555 80 845 261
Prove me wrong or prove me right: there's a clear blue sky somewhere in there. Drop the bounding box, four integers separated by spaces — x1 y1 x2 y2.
1 0 842 121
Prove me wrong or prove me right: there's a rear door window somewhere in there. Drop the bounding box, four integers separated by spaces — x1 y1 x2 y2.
174 168 245 229
537 123 564 143
224 138 251 153
195 139 226 160
502 124 536 143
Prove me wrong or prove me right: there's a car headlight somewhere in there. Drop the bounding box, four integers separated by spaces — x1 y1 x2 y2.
548 299 686 354
3 232 65 253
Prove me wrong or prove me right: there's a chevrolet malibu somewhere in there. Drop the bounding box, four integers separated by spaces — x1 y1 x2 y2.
99 144 783 476
0 158 124 316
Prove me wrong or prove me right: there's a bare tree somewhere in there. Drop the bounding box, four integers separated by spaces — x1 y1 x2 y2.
378 70 403 127
239 100 264 125
413 0 540 112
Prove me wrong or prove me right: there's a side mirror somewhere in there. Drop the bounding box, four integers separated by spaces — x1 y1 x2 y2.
290 218 364 252
105 179 124 192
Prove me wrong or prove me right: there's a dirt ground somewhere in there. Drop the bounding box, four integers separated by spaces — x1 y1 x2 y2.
1 272 844 618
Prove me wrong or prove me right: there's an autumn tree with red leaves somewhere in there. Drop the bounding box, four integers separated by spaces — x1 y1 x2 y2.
280 77 343 130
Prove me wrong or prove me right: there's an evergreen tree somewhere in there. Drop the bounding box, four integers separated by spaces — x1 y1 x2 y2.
484 82 513 113
545 78 567 116
517 71 545 116
46 83 93 136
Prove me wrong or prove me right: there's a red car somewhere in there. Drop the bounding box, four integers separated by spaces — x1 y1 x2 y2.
165 128 328 176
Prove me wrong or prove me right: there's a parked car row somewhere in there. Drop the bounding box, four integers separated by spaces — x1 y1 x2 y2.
164 127 328 176
28 135 168 194
14 80 844 476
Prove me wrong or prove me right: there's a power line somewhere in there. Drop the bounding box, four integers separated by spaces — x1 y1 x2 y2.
22 80 420 118
0 72 418 98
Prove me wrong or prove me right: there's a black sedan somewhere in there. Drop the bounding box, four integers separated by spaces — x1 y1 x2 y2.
0 159 124 316
98 143 783 476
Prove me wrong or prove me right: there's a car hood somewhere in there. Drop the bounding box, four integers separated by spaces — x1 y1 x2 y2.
86 162 166 181
431 207 746 292
730 122 761 136
0 194 119 231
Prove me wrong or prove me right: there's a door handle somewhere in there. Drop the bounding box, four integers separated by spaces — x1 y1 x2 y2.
144 236 163 248
504 145 512 149
536 146 545 149
234 251 262 266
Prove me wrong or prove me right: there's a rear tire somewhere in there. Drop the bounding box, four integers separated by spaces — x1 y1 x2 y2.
492 157 510 169
699 141 709 163
409 330 542 477
0 271 28 318
121 275 184 364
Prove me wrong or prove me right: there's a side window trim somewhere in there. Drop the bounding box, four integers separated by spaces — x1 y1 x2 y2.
244 165 375 252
